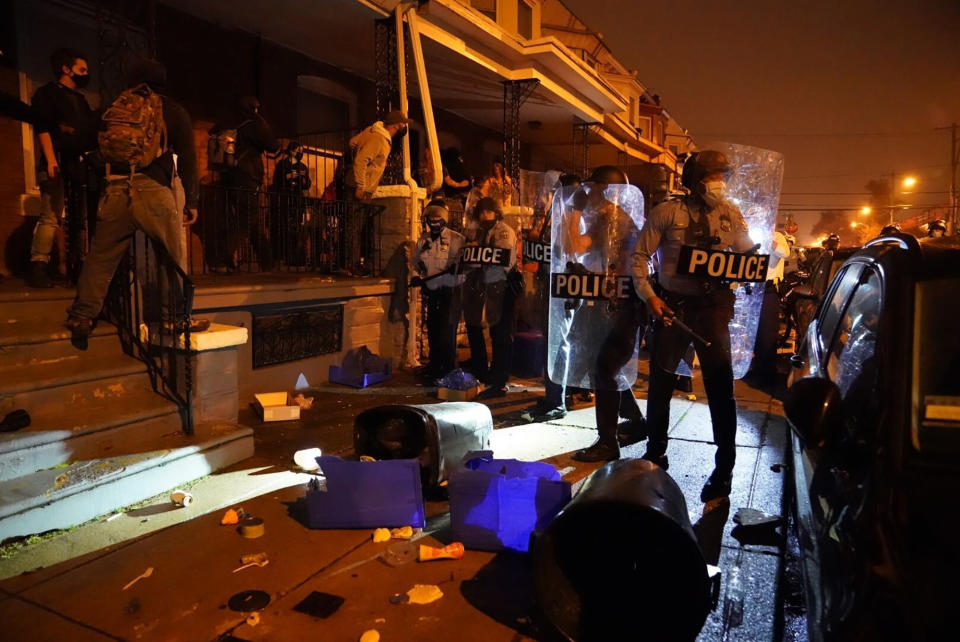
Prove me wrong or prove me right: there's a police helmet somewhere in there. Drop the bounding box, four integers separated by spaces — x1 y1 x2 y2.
880 223 901 236
929 219 947 235
558 173 581 187
681 150 732 190
475 196 502 219
823 233 840 250
588 166 628 185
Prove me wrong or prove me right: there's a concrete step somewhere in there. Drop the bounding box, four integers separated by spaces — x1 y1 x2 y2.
0 342 141 396
0 329 123 371
0 388 182 481
0 422 254 542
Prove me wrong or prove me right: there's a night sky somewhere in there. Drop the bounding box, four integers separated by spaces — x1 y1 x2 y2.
562 0 960 241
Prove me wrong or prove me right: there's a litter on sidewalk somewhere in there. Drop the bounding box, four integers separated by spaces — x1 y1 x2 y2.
292 393 315 409
733 507 781 528
293 447 323 471
449 455 571 553
306 456 425 529
221 508 243 525
436 369 481 401
330 346 392 388
228 590 271 612
405 584 444 605
170 489 193 507
254 392 301 422
293 591 345 619
372 525 416 542
419 542 465 562
122 566 153 591
233 553 269 573
238 516 265 538
360 630 380 642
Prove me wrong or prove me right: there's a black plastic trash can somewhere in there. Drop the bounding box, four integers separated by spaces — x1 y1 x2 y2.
533 458 711 642
354 402 493 489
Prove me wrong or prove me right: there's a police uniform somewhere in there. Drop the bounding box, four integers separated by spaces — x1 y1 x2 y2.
462 218 517 389
414 225 465 378
632 193 754 478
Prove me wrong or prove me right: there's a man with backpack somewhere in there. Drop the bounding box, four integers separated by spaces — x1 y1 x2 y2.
213 97 279 270
65 59 201 347
28 48 99 288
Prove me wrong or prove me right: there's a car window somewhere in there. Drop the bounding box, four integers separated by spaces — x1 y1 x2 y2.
817 263 864 355
826 269 881 397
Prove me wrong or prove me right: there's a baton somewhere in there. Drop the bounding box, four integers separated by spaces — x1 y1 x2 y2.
666 315 712 348
408 265 456 288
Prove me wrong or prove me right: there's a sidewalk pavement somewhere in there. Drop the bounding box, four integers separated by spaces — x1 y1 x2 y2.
0 364 790 642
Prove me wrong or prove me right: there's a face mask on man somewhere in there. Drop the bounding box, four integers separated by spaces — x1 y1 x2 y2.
700 180 725 207
72 72 90 89
427 218 445 238
479 216 497 231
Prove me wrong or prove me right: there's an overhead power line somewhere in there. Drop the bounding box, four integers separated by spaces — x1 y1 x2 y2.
698 131 941 138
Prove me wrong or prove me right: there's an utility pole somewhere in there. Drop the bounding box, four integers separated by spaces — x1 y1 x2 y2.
935 123 958 234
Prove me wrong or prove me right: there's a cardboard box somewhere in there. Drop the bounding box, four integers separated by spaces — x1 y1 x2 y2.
253 392 301 422
306 456 426 529
449 456 571 553
437 385 482 401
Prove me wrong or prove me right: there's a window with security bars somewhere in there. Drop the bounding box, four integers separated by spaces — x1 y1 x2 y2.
252 305 343 368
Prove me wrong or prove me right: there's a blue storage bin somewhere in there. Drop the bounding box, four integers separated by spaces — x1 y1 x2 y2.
306 455 425 529
329 364 392 388
449 456 571 553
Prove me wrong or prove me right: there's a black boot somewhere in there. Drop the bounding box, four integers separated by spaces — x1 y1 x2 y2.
640 446 669 470
700 468 733 502
28 261 53 288
617 416 648 446
65 315 93 351
573 438 620 462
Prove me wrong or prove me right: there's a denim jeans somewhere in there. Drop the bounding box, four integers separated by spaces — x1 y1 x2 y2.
70 174 182 321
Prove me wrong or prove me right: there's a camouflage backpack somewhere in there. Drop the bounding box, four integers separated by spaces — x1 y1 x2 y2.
99 83 166 171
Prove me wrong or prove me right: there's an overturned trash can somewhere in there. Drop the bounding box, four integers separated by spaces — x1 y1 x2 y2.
533 459 711 642
354 402 493 490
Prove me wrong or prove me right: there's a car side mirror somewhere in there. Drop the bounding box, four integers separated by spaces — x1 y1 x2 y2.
784 376 843 448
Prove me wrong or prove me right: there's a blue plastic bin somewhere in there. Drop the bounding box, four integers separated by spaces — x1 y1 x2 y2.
328 364 392 388
449 456 571 553
306 455 425 529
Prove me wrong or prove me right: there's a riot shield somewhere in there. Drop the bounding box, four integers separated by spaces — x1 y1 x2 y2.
547 183 645 391
519 170 561 331
719 143 784 379
671 144 784 379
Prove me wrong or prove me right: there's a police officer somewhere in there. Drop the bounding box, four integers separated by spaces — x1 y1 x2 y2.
633 151 755 500
412 200 464 379
562 167 647 462
928 219 947 238
462 197 518 399
880 223 901 236
747 230 790 385
522 173 579 423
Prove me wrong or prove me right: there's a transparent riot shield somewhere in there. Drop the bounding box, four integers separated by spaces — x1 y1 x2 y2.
547 183 645 391
722 143 784 379
519 170 561 331
672 144 784 379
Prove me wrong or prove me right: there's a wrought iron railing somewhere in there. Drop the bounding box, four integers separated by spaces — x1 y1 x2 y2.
105 233 195 434
190 186 382 276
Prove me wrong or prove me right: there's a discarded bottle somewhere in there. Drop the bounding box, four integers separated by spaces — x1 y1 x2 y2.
724 565 745 628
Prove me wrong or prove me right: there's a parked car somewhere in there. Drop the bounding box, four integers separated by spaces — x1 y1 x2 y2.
784 233 960 642
781 246 856 348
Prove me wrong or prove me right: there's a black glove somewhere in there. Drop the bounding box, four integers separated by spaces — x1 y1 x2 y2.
409 276 424 288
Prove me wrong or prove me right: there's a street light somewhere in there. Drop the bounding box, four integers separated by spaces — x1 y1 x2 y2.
850 221 858 229
903 176 918 190
860 206 872 215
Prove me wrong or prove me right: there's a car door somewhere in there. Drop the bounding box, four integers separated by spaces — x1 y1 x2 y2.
805 265 884 636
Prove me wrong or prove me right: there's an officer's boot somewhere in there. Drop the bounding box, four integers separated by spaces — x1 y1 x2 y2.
573 393 620 462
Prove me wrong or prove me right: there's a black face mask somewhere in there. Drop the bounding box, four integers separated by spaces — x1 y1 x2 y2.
427 219 445 238
293 152 303 162
72 73 90 89
479 218 496 231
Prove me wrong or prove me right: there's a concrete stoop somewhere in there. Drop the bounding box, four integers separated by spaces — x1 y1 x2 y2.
0 423 254 541
0 286 254 542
